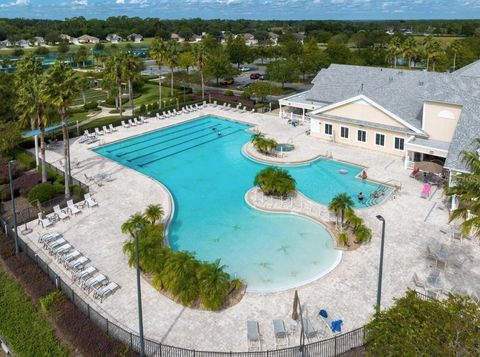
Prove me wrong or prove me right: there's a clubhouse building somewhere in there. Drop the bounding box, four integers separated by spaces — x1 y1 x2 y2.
279 62 480 177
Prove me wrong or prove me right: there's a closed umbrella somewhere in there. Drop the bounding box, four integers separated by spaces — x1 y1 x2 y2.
292 290 299 321
416 161 443 174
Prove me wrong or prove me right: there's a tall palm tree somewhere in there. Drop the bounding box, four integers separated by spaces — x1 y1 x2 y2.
198 259 230 310
423 36 440 71
162 251 200 305
446 140 480 236
104 53 126 119
164 41 179 96
402 37 418 69
386 36 402 68
328 193 355 228
122 52 142 115
192 44 206 99
450 42 462 71
122 225 165 272
42 61 80 198
14 54 48 182
144 204 164 225
149 38 168 108
121 212 148 236
429 41 443 72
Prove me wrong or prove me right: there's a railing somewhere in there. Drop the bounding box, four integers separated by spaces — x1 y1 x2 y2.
1 218 367 357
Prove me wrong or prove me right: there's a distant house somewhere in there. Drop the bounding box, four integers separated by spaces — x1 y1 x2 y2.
15 40 30 48
243 33 258 46
292 32 305 44
171 33 185 43
127 33 143 43
77 35 100 44
401 29 413 36
106 34 122 44
268 32 279 45
190 34 203 43
0 39 12 48
385 29 395 36
33 36 45 46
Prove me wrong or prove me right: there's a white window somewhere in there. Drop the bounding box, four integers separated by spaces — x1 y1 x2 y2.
375 133 385 146
357 129 367 143
394 137 405 150
324 123 333 136
340 126 349 139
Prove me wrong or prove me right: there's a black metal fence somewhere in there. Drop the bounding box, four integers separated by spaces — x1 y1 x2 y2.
1 219 366 357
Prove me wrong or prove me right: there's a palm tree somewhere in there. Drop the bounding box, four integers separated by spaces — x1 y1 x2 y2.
198 259 230 310
144 204 164 225
328 193 355 229
429 41 443 72
121 212 148 236
192 44 206 99
450 42 462 71
122 225 165 272
345 208 363 233
149 38 167 108
77 76 91 106
254 166 296 198
104 53 126 119
164 41 179 96
355 224 372 243
386 36 402 68
42 61 80 198
423 36 441 71
402 37 418 69
446 140 480 236
122 52 142 115
14 54 48 182
161 251 200 305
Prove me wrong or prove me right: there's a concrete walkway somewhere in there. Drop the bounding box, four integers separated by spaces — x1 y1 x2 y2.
19 105 478 352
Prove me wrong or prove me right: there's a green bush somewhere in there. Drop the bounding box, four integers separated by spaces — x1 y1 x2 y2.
355 224 372 243
27 183 57 204
240 91 251 99
40 291 64 315
151 102 159 111
0 273 68 356
52 182 64 194
147 103 154 112
139 104 147 114
15 151 36 170
224 90 234 96
338 232 349 246
83 101 98 110
71 184 84 197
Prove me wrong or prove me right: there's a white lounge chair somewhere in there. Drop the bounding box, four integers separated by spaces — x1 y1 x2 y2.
94 282 119 302
413 272 426 292
95 127 104 136
121 120 130 128
140 116 148 124
73 266 96 282
54 244 72 258
156 112 161 120
53 205 69 221
128 119 136 127
272 319 288 348
38 212 53 229
317 309 342 335
67 200 81 215
302 318 319 341
82 274 107 292
84 193 98 208
103 125 111 134
247 320 261 351
38 231 61 243
134 117 141 126
46 238 66 252
61 250 80 265
109 124 117 132
67 256 89 271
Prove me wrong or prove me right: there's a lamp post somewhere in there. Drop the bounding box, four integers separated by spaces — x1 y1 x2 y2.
132 227 145 356
8 160 19 254
375 215 386 314
159 75 165 109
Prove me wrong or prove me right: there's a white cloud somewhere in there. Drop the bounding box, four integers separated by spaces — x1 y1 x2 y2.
72 0 87 6
115 0 125 3
0 0 29 8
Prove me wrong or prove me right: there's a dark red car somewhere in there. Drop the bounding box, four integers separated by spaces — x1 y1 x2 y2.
250 73 261 80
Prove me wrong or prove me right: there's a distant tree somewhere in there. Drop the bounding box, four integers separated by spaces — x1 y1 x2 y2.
204 50 238 86
149 38 168 108
74 46 88 67
94 42 104 51
123 52 142 114
423 35 441 71
0 122 21 157
44 32 60 44
0 73 17 123
325 42 351 64
402 37 418 68
57 41 69 54
266 59 299 88
164 41 179 96
12 48 24 57
177 51 195 75
192 44 206 99
35 46 49 55
328 193 354 228
226 34 253 69
202 33 220 53
77 76 91 106
104 53 126 119
385 36 403 68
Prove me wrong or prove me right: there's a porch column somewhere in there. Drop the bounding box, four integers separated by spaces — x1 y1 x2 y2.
278 103 283 118
302 108 305 122
34 135 39 167
404 149 410 169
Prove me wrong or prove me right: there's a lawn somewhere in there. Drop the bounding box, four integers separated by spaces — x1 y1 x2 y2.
0 272 68 356
73 89 107 106
126 82 181 108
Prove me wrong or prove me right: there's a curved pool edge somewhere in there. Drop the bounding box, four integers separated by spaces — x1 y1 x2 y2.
243 187 343 294
242 142 323 167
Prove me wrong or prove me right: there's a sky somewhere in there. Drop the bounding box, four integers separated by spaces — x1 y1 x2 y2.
0 0 480 20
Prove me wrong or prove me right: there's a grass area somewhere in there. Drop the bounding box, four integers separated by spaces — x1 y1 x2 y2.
127 82 180 108
72 89 107 106
413 36 463 48
69 109 100 122
0 271 69 356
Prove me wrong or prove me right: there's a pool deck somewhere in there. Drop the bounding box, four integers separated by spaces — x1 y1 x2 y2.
19 105 479 351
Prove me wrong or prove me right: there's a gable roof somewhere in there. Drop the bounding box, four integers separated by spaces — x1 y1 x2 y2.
307 64 480 172
452 59 480 78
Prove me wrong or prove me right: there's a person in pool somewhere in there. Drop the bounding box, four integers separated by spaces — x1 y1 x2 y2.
358 192 364 201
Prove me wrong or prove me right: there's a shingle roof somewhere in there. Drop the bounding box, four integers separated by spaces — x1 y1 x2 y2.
307 64 480 172
452 59 480 78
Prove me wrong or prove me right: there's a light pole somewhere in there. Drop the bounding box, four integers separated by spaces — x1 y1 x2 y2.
375 215 386 314
8 160 19 254
132 227 145 357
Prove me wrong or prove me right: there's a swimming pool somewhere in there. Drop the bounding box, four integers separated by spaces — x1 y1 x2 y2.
95 116 388 292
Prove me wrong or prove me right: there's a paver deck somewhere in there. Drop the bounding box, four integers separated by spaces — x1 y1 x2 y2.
19 106 479 351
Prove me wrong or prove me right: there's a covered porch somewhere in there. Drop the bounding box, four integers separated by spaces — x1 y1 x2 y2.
278 91 325 123
404 137 450 170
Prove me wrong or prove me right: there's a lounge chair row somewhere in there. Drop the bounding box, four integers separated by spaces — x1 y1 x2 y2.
37 194 98 228
219 102 254 113
247 309 343 351
121 116 149 129
38 231 120 302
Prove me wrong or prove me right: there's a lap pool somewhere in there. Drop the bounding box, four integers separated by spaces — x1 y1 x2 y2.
95 116 389 292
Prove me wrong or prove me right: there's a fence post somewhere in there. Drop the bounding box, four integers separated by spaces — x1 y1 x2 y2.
334 334 337 356
130 333 133 349
87 304 90 319
106 319 109 335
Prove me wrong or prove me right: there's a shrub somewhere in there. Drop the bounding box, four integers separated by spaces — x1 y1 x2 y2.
254 166 296 198
151 102 159 111
53 181 64 194
338 232 349 246
355 224 372 243
224 90 234 96
139 104 147 114
71 184 84 197
147 103 154 112
35 46 49 55
15 151 36 170
27 183 57 204
240 91 251 99
83 101 98 110
40 290 64 314
251 133 277 155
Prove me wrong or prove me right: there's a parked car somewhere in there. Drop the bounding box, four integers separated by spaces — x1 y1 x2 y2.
250 73 261 80
220 78 234 85
240 66 251 72
259 74 265 80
